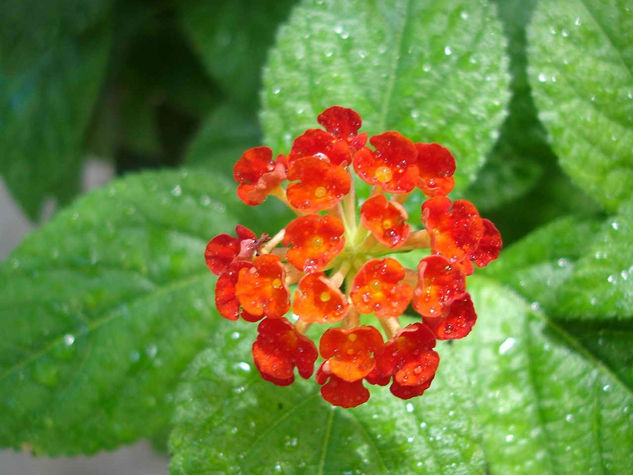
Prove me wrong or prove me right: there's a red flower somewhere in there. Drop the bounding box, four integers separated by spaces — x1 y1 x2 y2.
283 214 345 272
415 143 456 197
353 132 418 193
317 106 363 142
293 272 349 323
235 255 290 318
377 323 439 399
350 258 413 318
204 225 257 275
286 156 351 212
360 194 410 248
288 129 353 167
215 261 260 322
319 326 384 382
412 255 466 318
252 317 318 385
422 196 485 275
424 294 477 340
234 147 287 206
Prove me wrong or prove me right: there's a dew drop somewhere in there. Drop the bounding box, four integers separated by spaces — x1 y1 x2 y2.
170 185 182 197
565 413 574 423
444 46 452 56
505 434 515 443
63 334 75 346
231 331 241 340
406 403 414 413
460 10 469 20
422 63 431 72
602 384 612 392
538 73 547 83
498 337 516 355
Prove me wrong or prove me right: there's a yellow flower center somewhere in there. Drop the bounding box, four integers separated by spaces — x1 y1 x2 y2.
374 166 392 183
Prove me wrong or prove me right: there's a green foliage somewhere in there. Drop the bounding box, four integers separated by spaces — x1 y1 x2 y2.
179 0 296 109
0 170 288 454
261 0 510 192
527 0 633 211
0 27 110 219
169 279 633 474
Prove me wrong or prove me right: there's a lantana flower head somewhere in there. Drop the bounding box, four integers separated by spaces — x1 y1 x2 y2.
204 106 501 408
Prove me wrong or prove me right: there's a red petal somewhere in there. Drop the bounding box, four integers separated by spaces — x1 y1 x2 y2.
415 143 456 197
470 219 502 268
390 376 435 400
293 272 349 323
350 258 413 318
205 225 258 275
319 372 370 408
412 255 466 318
288 129 352 167
286 156 351 212
317 106 362 140
233 146 274 184
360 194 410 248
283 214 345 272
215 261 254 321
425 294 477 340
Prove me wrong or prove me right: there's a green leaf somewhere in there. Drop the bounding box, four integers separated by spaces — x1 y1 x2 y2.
184 104 261 175
169 278 633 474
0 27 111 220
0 0 112 71
527 0 633 211
555 200 633 319
0 169 287 455
483 216 602 312
179 0 295 108
261 0 510 193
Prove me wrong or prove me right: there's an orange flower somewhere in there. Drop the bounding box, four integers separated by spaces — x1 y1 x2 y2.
293 273 349 323
353 131 418 193
424 294 477 340
415 143 456 197
286 156 351 212
412 255 466 318
360 194 410 248
252 318 318 386
283 214 345 272
319 326 384 382
350 258 413 318
235 255 289 318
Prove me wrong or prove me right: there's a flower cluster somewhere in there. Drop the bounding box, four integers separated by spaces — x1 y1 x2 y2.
205 106 501 408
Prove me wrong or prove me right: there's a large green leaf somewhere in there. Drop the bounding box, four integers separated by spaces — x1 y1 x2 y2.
179 0 295 108
485 200 633 320
261 0 510 192
0 27 111 220
169 279 633 474
527 0 633 211
0 169 288 455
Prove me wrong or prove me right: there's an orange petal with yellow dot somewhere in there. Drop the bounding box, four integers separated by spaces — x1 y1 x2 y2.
415 143 456 197
253 317 318 386
360 194 410 248
412 255 466 318
353 131 418 193
235 254 289 318
292 272 349 323
319 326 384 382
350 258 413 318
286 156 351 212
283 214 345 272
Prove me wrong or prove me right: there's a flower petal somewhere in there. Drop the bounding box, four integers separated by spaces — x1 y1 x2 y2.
412 255 466 318
286 156 351 212
415 143 456 197
235 255 289 318
293 272 349 323
319 326 384 382
283 214 345 272
360 194 410 248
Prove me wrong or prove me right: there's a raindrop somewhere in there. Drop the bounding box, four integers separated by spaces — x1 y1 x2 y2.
561 29 569 37
565 413 574 423
63 334 75 346
273 87 281 95
231 331 241 340
422 63 431 72
574 17 582 26
236 362 251 372
602 384 612 392
444 46 452 56
410 109 420 119
611 221 619 230
460 10 469 20
498 337 516 355
420 422 427 429
607 274 616 284
406 403 414 413
146 344 158 359
557 258 569 267
505 434 515 443
171 185 182 197
538 73 547 83
407 436 414 443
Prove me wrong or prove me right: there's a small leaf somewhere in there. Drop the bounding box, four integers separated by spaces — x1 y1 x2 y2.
169 279 633 473
261 0 510 192
527 0 633 211
179 0 295 108
0 27 111 219
184 104 261 175
0 169 286 455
